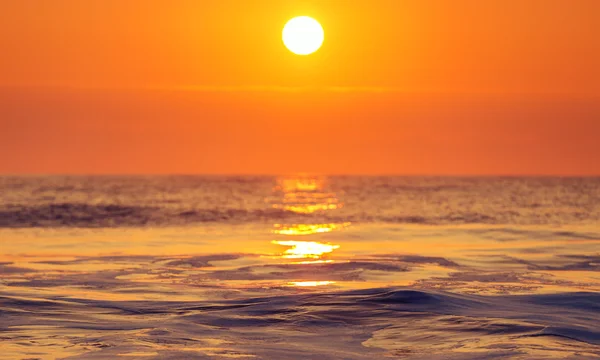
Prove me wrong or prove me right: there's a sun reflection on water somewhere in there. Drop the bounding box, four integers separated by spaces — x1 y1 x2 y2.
291 259 335 265
268 175 349 286
276 177 325 192
272 240 340 259
287 281 336 287
269 175 343 214
272 222 351 236
272 203 341 214
281 192 338 201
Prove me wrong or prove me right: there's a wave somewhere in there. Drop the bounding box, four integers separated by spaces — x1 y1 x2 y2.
3 202 600 230
0 202 298 227
1 288 599 359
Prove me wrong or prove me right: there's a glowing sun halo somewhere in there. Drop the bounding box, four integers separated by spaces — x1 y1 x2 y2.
282 16 324 55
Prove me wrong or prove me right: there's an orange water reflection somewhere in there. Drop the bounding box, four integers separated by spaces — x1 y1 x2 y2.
291 259 335 265
272 222 351 236
287 281 336 287
273 240 340 259
270 175 343 214
273 203 341 214
281 192 338 201
275 177 325 193
270 176 347 286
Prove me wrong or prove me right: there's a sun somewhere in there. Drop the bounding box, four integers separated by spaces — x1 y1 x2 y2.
282 16 324 55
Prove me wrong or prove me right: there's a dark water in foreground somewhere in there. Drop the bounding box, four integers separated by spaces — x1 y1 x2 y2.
1 176 599 359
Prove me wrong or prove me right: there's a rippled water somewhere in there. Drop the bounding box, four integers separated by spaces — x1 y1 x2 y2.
1 176 599 359
1 175 599 226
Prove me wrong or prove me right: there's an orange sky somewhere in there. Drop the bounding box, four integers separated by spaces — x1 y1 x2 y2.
1 0 599 175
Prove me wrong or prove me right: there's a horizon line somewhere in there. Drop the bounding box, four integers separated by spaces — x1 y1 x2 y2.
1 173 599 178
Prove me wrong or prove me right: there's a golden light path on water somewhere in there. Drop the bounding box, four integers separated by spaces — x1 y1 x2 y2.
287 281 337 287
270 175 343 214
272 240 340 259
277 177 324 192
272 222 351 235
272 203 341 213
269 175 346 286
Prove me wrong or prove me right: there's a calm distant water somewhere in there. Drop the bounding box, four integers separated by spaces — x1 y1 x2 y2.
1 176 599 227
1 176 600 359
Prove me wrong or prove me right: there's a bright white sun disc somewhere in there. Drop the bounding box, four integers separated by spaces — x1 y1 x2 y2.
282 16 324 55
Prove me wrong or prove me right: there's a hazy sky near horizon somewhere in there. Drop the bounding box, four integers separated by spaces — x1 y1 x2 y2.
1 0 599 175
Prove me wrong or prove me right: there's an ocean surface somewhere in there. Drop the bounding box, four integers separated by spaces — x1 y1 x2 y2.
1 175 600 359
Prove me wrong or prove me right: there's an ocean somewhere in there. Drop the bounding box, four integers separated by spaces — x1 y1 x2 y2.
1 175 599 359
